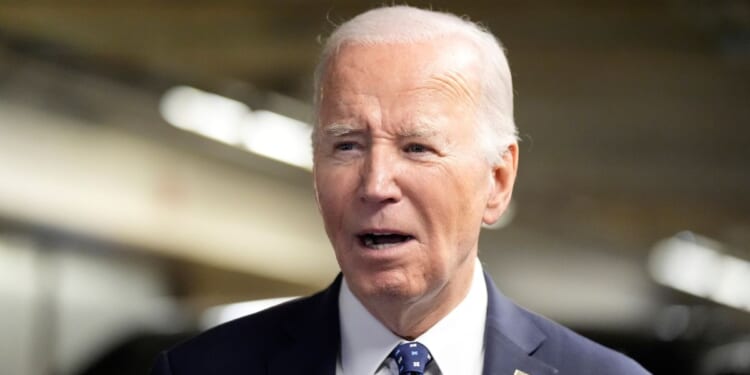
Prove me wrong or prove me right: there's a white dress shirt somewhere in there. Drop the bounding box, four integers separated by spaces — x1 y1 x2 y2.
336 258 488 375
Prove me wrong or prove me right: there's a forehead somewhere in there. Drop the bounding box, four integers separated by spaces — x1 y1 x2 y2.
316 40 484 142
320 37 482 105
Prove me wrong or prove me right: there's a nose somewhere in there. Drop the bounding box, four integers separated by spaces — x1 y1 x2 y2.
359 145 402 204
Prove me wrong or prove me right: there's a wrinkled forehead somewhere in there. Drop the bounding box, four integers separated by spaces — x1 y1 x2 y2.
319 36 484 103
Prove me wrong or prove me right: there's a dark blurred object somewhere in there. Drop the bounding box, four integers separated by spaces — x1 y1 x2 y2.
75 331 195 375
582 330 703 374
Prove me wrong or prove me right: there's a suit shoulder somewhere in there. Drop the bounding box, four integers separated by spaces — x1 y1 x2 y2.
181 294 315 348
522 308 650 374
156 291 328 374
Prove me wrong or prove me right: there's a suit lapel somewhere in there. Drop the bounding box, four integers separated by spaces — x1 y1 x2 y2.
482 272 559 375
264 272 559 375
268 275 343 375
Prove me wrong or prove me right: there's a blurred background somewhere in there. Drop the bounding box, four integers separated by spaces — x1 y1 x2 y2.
1 1 749 374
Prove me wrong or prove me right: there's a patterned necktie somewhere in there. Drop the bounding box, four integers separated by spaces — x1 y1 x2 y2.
389 341 433 375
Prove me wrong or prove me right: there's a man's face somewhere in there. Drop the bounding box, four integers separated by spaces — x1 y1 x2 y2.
313 39 515 307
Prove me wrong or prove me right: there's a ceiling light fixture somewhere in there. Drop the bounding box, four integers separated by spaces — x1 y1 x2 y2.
159 86 313 170
649 231 750 312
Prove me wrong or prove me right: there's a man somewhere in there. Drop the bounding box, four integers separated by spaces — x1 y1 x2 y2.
151 6 649 375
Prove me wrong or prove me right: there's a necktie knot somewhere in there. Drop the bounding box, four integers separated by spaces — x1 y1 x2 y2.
389 341 433 375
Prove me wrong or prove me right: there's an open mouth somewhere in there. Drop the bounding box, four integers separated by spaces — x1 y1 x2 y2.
357 233 415 249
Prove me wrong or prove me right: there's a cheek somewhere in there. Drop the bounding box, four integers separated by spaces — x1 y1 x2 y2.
437 164 489 234
316 178 340 216
315 169 354 230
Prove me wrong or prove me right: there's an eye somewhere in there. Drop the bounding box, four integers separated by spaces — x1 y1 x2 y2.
404 143 429 153
334 142 357 151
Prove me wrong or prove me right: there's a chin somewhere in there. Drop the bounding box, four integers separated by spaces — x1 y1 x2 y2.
350 268 426 302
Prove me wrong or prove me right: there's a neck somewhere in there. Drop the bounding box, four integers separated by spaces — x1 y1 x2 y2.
357 260 476 339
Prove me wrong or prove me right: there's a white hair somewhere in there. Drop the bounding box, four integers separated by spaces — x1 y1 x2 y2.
313 5 518 165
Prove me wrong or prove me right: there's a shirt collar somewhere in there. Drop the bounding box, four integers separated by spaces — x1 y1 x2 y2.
339 258 488 375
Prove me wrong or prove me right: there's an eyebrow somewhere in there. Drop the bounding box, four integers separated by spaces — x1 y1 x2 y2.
322 123 362 137
400 125 438 138
321 122 440 138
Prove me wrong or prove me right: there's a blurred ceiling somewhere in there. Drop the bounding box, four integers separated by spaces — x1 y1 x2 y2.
4 1 748 244
0 1 749 318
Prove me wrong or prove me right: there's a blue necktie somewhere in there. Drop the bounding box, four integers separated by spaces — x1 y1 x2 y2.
389 341 433 375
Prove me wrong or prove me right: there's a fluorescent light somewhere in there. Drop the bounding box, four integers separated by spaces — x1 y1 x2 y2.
160 86 249 145
649 232 750 312
713 255 750 310
241 110 313 170
160 86 314 170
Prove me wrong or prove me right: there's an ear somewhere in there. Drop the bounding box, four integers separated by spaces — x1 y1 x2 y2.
483 143 518 225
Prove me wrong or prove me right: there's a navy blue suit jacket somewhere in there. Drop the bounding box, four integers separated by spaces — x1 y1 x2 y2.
151 273 649 374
